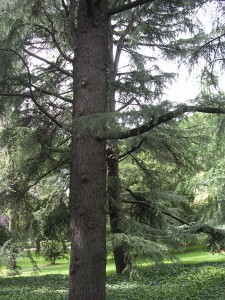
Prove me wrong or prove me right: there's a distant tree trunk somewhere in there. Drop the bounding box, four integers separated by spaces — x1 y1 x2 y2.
107 146 127 274
68 1 108 299
35 238 41 254
107 25 127 274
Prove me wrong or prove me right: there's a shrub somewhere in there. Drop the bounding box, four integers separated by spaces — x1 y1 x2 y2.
1 239 21 276
40 240 68 265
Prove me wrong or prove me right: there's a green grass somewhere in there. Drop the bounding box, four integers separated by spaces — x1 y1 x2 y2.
2 245 224 276
0 253 116 276
1 247 225 299
172 245 225 264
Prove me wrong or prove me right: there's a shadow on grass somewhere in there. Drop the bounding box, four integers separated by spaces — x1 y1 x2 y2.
0 274 68 300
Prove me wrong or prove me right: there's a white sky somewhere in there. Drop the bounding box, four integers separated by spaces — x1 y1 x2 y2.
164 65 202 104
164 2 223 104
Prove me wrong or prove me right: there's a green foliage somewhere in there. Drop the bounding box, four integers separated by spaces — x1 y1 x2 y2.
188 224 225 254
43 202 69 241
176 113 225 234
107 263 225 300
117 144 197 265
111 232 177 269
40 240 68 265
0 262 225 299
0 239 21 276
0 275 68 300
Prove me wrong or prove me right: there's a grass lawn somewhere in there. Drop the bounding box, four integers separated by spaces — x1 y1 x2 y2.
174 245 225 264
0 254 116 276
0 247 225 299
1 245 224 276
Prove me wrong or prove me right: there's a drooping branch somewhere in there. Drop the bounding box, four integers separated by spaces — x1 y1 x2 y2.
33 23 73 63
26 87 66 132
4 157 70 209
118 138 146 161
116 97 136 112
23 48 73 77
124 188 190 225
0 92 31 98
125 188 225 245
0 48 66 130
193 32 225 59
28 83 73 103
26 157 70 192
0 87 72 104
161 210 189 226
106 105 225 140
191 224 225 242
108 0 154 16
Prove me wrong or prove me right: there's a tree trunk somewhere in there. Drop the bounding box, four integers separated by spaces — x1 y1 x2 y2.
68 1 108 299
107 146 127 274
107 24 127 274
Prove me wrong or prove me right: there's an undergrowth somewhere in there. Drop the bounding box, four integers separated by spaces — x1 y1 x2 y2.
0 262 225 299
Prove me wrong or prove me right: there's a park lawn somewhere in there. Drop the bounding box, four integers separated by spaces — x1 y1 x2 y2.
1 245 225 277
1 245 225 276
0 253 116 276
0 262 225 299
175 246 225 263
140 245 225 267
1 247 225 299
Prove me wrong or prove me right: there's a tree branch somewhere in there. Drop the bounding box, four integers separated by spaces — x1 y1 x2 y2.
109 0 154 16
124 188 225 246
23 48 73 77
0 92 31 98
33 22 73 63
191 224 225 241
0 48 66 131
106 105 225 140
118 138 146 161
162 210 189 226
25 158 70 193
29 83 73 103
193 33 225 59
116 97 136 112
0 87 72 103
124 188 190 225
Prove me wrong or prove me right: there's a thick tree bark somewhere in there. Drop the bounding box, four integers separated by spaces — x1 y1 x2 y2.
68 1 108 299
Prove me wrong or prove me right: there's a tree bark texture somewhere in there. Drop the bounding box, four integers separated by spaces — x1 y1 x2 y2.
69 1 108 299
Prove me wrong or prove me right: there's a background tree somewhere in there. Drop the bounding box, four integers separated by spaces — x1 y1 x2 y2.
105 0 225 274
